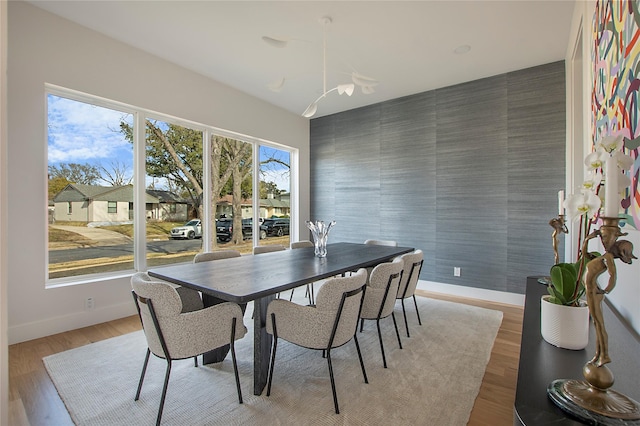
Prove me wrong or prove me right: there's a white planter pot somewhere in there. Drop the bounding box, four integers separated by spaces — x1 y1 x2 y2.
540 295 589 350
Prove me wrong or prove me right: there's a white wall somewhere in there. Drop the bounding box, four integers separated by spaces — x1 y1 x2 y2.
6 2 309 344
1 0 9 422
566 1 640 335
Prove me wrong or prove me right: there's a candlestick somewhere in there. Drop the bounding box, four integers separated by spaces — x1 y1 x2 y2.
548 217 640 422
557 190 564 215
604 155 618 217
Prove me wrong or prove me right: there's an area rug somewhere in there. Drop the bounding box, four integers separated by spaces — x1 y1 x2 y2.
43 296 503 425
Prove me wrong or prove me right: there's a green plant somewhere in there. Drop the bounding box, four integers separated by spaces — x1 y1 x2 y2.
548 261 584 306
550 134 632 306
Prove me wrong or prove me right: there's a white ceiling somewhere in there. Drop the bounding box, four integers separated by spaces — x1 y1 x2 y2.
27 0 576 118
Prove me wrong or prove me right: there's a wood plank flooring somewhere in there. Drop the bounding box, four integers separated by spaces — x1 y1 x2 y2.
8 290 523 425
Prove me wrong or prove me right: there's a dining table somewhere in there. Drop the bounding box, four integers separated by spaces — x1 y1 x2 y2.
148 241 414 395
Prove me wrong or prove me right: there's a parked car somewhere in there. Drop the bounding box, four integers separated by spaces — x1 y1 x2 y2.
170 219 202 240
217 218 253 242
260 218 289 239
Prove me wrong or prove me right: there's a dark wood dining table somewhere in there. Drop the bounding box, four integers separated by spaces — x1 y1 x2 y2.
148 242 414 395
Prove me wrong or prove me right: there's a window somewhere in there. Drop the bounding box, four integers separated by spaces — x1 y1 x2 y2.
47 90 134 280
257 146 291 247
145 119 204 267
46 85 294 284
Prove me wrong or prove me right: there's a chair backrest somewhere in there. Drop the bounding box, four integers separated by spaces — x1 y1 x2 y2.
290 240 314 249
316 268 368 348
364 239 398 247
194 249 241 263
253 244 286 255
131 272 184 357
361 257 404 319
397 249 424 299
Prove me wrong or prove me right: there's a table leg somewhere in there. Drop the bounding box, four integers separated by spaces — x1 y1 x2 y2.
253 294 275 395
201 293 247 364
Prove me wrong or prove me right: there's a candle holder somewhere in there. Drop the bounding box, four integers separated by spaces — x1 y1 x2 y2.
549 214 568 265
547 217 640 424
538 215 569 286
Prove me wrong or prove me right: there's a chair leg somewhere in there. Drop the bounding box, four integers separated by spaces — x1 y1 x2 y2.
266 313 278 396
229 317 243 404
391 312 403 349
353 335 369 384
413 295 422 325
326 349 340 414
401 299 410 337
375 319 387 368
359 318 364 333
155 359 172 426
134 348 151 401
194 355 198 367
289 288 295 301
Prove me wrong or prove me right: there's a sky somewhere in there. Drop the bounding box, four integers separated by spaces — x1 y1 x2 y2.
47 94 290 192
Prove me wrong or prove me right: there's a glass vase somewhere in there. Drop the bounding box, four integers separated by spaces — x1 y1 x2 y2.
306 220 336 258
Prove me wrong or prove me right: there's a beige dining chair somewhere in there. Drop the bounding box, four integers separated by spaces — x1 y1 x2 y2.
194 249 249 317
290 240 314 249
396 249 424 337
253 244 286 255
359 257 404 368
131 272 246 426
194 249 241 263
254 244 287 299
265 268 369 414
290 240 315 304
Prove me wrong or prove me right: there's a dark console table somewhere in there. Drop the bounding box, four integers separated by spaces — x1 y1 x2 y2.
514 277 640 425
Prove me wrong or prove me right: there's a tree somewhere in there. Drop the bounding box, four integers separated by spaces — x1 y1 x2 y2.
120 120 289 246
260 181 281 198
100 161 133 186
48 176 70 199
48 163 101 185
225 139 252 244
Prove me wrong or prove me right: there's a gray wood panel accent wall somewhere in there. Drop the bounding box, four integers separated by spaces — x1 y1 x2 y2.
310 61 565 294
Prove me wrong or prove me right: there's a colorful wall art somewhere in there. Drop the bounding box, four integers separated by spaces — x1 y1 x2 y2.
592 0 640 229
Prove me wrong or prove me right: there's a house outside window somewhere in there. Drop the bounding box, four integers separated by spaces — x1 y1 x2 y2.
67 202 72 214
107 201 117 214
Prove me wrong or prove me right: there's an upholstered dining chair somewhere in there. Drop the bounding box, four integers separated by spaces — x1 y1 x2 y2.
253 244 286 255
396 249 424 337
265 268 369 414
131 272 246 426
254 244 287 299
290 240 314 249
194 249 241 263
359 257 404 368
290 240 315 304
364 239 398 247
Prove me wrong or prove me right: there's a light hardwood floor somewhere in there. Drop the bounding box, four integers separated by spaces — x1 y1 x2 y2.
8 290 523 425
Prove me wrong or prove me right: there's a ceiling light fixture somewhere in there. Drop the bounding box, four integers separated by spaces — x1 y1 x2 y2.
302 16 355 118
264 15 378 118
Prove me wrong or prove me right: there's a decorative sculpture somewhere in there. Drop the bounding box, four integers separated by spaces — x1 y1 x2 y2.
547 216 640 424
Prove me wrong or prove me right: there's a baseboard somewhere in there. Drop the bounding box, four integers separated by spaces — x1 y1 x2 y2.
8 301 136 345
417 280 525 306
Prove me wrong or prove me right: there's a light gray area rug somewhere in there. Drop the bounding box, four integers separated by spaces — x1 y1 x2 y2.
44 296 503 425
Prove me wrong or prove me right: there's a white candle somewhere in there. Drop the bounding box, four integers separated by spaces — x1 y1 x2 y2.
604 154 619 217
558 190 564 215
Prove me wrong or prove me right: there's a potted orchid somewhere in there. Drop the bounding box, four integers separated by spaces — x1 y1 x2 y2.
541 134 633 349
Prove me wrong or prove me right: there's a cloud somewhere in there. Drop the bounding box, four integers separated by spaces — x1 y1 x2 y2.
47 94 133 165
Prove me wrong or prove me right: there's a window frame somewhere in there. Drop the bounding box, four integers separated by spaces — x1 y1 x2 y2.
45 84 298 287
